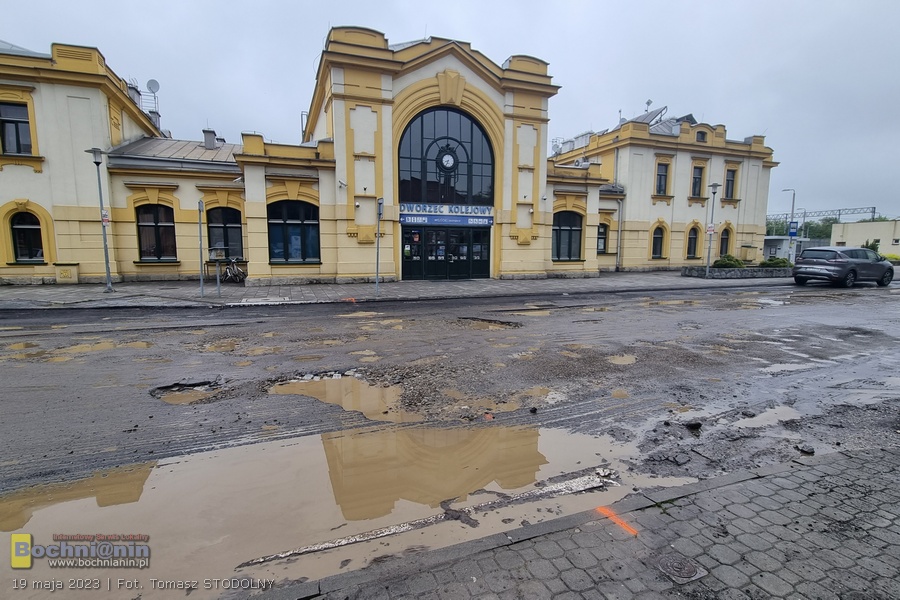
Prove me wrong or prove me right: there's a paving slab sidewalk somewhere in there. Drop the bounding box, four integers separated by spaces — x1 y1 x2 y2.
0 271 797 310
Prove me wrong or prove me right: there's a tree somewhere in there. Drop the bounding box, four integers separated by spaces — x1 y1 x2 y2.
803 217 841 240
766 218 788 236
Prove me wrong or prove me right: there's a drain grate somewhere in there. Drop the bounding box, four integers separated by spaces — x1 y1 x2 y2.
656 552 707 584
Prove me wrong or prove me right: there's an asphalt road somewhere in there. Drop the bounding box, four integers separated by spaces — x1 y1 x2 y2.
2 283 898 493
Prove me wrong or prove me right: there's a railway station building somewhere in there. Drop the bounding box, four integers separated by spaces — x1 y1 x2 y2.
0 29 776 285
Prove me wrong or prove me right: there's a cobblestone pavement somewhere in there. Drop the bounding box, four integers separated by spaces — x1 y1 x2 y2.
0 271 798 310
260 449 900 600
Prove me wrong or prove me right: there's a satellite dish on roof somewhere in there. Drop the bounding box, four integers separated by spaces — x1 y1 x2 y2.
146 79 160 94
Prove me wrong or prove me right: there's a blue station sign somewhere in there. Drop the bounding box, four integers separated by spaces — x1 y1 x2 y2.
399 203 494 227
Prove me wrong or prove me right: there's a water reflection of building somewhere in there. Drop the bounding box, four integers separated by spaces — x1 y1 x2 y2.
321 426 546 521
0 462 155 531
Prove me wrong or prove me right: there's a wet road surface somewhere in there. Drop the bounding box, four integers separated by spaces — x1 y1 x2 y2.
1 283 898 596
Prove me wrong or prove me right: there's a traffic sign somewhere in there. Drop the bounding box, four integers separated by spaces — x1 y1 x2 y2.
789 221 798 237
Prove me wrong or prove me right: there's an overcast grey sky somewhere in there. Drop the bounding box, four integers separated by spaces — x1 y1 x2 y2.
5 0 899 218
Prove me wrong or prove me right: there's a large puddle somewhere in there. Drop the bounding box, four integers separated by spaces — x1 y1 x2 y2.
0 425 692 599
270 376 422 423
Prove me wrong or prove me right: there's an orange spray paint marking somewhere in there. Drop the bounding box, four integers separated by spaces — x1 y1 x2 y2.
595 506 638 536
341 298 357 303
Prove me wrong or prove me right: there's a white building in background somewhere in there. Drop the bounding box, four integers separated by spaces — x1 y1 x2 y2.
831 220 900 252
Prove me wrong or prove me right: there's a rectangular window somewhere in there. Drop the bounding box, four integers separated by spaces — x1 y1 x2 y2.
725 169 736 199
655 163 669 196
597 224 608 253
691 166 704 197
0 103 32 155
137 205 177 260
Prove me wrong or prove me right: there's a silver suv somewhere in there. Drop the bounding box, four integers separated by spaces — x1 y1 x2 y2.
793 246 894 287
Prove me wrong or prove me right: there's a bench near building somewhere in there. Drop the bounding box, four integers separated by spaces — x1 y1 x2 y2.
0 29 776 285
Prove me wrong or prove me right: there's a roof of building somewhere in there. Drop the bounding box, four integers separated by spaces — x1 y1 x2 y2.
0 39 51 59
108 136 242 173
111 136 241 163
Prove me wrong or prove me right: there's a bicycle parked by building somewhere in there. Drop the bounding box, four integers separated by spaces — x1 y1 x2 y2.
222 258 246 283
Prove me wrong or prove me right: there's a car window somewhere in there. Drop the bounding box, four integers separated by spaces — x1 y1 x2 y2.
842 249 860 259
864 249 879 261
800 250 837 260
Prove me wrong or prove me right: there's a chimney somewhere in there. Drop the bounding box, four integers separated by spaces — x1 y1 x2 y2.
202 129 217 150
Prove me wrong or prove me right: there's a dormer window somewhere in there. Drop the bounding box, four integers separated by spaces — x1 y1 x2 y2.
696 131 708 143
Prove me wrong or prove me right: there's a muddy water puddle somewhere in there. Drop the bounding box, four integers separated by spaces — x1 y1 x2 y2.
3 339 152 361
1 426 691 599
270 376 422 423
734 406 802 428
607 353 637 365
7 341 38 350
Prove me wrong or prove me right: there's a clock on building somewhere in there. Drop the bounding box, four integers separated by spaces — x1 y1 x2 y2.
437 149 458 172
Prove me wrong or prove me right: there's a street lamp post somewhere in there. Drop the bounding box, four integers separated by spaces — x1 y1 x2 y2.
375 197 384 295
705 182 721 278
86 148 114 292
783 188 796 263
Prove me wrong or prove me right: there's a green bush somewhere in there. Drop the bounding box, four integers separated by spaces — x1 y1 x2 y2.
712 254 745 268
759 257 792 268
863 239 880 253
883 253 900 262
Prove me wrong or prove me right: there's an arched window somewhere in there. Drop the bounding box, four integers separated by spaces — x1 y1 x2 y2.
597 223 609 254
552 211 582 261
207 207 243 258
267 201 319 262
398 108 494 206
11 212 43 261
719 228 731 256
687 226 699 258
652 226 665 259
136 205 176 260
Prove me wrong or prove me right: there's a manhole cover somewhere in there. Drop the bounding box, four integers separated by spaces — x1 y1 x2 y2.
656 553 707 584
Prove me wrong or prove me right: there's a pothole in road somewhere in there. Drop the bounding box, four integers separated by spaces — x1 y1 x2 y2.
640 300 701 307
7 342 38 350
733 406 802 428
203 339 238 352
607 354 637 365
269 374 422 423
54 340 153 354
0 427 692 588
458 317 522 330
151 376 226 405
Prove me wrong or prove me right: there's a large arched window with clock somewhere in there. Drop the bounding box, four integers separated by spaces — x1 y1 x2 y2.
398 108 494 206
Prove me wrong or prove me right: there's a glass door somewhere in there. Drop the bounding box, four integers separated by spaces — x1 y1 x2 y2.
424 229 448 280
448 228 471 279
401 228 424 280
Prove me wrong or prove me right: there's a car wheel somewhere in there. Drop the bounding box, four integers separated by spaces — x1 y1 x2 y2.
877 269 894 287
794 276 808 285
837 270 856 288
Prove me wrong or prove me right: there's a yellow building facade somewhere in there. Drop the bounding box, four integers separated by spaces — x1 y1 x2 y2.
1 30 775 286
553 107 778 271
